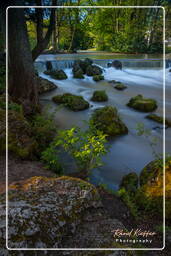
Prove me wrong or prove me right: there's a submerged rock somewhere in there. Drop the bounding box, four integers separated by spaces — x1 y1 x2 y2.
37 77 57 94
44 69 68 80
46 61 53 71
86 64 103 76
0 176 125 250
108 60 122 70
146 113 171 127
114 82 127 91
127 95 157 112
90 106 128 137
120 172 138 194
91 90 108 102
52 93 89 111
93 74 104 81
73 68 84 79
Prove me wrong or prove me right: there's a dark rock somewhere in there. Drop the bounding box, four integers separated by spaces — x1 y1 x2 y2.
86 65 103 76
44 69 68 80
91 90 108 102
120 172 138 194
169 69 171 72
73 68 84 79
127 94 157 112
91 106 128 137
52 93 89 111
108 80 117 84
46 61 53 71
73 58 93 74
107 62 112 68
146 113 171 127
111 60 122 70
37 77 57 94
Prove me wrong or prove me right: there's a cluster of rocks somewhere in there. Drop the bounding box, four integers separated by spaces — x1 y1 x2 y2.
72 58 104 81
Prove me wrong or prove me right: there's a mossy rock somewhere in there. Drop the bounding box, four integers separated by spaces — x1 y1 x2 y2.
93 75 104 82
146 114 171 127
90 106 128 137
91 90 108 102
73 68 84 79
52 93 89 111
37 77 57 94
120 172 138 194
44 69 67 80
114 82 127 91
136 157 171 220
127 94 157 112
86 65 103 76
73 58 93 74
0 108 38 158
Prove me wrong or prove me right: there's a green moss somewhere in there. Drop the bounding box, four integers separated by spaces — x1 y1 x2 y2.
93 75 104 81
91 90 108 102
52 93 89 111
90 106 128 137
44 69 67 80
73 68 84 79
86 65 103 76
146 113 171 127
120 172 138 194
114 82 127 90
127 95 157 112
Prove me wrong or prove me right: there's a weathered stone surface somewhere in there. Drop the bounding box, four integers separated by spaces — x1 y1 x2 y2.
37 77 57 94
0 176 126 251
114 82 127 91
91 106 128 137
93 74 104 81
108 60 122 70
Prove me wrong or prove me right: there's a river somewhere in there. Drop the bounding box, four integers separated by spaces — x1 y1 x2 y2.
35 52 171 190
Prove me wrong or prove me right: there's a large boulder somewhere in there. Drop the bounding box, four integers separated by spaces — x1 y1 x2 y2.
91 90 108 102
90 106 128 137
72 58 93 74
73 68 84 79
44 69 68 80
37 77 57 94
86 65 103 76
127 95 157 112
136 157 171 221
0 176 125 250
52 93 89 111
108 60 122 70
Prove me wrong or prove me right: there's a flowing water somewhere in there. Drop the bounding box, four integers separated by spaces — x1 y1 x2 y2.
35 53 171 190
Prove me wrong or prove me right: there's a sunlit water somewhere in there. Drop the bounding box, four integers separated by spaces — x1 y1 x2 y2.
35 53 171 190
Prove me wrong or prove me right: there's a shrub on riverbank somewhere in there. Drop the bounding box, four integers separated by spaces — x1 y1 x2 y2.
52 93 89 111
91 90 108 102
127 94 157 112
90 106 128 137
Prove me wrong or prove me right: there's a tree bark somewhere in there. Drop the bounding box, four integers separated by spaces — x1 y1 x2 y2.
8 7 39 115
32 0 56 61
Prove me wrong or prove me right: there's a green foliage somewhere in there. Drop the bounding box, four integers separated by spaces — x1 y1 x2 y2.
117 188 139 219
41 144 63 174
52 125 109 172
31 113 57 154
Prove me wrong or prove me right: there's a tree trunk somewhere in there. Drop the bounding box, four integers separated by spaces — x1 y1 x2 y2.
32 0 56 61
8 7 39 115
